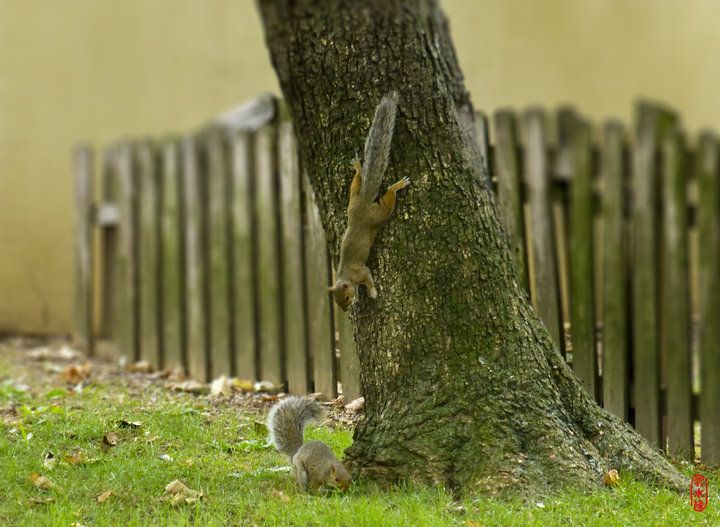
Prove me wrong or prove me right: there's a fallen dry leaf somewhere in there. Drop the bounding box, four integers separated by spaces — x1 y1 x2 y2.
164 479 204 507
272 489 290 502
29 496 55 505
148 369 172 380
168 380 205 394
232 378 254 392
64 449 87 465
61 363 91 384
603 469 620 487
43 452 56 471
210 375 232 398
117 419 142 429
253 380 278 393
96 490 113 503
167 368 186 382
126 360 153 373
30 473 56 490
345 397 365 412
102 432 120 449
165 479 190 494
28 344 80 362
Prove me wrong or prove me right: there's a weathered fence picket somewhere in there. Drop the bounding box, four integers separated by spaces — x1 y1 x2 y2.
336 309 361 402
255 124 285 386
229 132 256 381
659 127 692 459
74 96 720 462
523 109 562 350
304 177 336 398
206 128 233 378
183 135 210 381
561 110 597 398
159 138 186 373
631 104 671 447
137 140 161 369
116 142 140 363
493 111 528 291
599 121 629 421
278 116 310 394
73 145 94 356
697 132 720 465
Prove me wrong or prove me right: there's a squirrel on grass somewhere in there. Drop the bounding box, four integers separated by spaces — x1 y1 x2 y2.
329 91 410 311
268 396 351 493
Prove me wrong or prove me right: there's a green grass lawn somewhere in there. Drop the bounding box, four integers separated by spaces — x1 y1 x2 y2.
0 350 718 526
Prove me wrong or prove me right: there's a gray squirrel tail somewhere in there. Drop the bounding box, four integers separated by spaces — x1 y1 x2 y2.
360 91 399 201
267 396 323 459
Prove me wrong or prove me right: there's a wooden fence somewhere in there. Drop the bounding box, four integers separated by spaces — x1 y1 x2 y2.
74 96 720 464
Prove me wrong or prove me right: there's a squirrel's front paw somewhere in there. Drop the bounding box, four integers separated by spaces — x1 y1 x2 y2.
368 288 378 299
400 177 411 188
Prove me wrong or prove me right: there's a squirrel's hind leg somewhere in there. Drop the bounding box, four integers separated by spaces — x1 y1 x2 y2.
293 460 309 491
349 159 363 197
376 177 411 222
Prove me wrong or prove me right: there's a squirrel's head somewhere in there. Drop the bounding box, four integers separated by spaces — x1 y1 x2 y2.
330 462 352 492
329 280 355 311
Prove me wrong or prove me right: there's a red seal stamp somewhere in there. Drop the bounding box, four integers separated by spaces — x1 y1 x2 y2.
690 473 708 512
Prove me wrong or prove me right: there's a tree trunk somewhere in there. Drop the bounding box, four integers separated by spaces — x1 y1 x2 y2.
257 0 686 495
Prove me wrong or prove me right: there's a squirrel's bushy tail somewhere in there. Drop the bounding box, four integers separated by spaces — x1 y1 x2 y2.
267 396 323 459
360 91 399 201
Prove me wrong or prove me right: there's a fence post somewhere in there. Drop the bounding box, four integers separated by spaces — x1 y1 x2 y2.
600 122 629 420
522 109 561 349
73 145 95 355
659 126 692 459
696 132 720 464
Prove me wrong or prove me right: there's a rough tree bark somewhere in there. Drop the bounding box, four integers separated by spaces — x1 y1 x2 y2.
257 0 686 495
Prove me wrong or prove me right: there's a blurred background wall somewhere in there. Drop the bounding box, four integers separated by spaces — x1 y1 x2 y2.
1 0 719 335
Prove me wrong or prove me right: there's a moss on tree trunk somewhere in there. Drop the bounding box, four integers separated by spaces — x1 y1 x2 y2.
257 0 686 496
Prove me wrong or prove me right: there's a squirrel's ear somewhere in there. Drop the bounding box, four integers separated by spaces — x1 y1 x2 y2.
327 285 338 293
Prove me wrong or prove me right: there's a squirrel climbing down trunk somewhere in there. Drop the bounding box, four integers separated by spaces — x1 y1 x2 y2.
329 91 410 311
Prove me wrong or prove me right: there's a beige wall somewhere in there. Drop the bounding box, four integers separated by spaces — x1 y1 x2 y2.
1 0 719 334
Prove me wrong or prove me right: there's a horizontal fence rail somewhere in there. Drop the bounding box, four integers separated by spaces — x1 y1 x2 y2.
74 96 720 463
